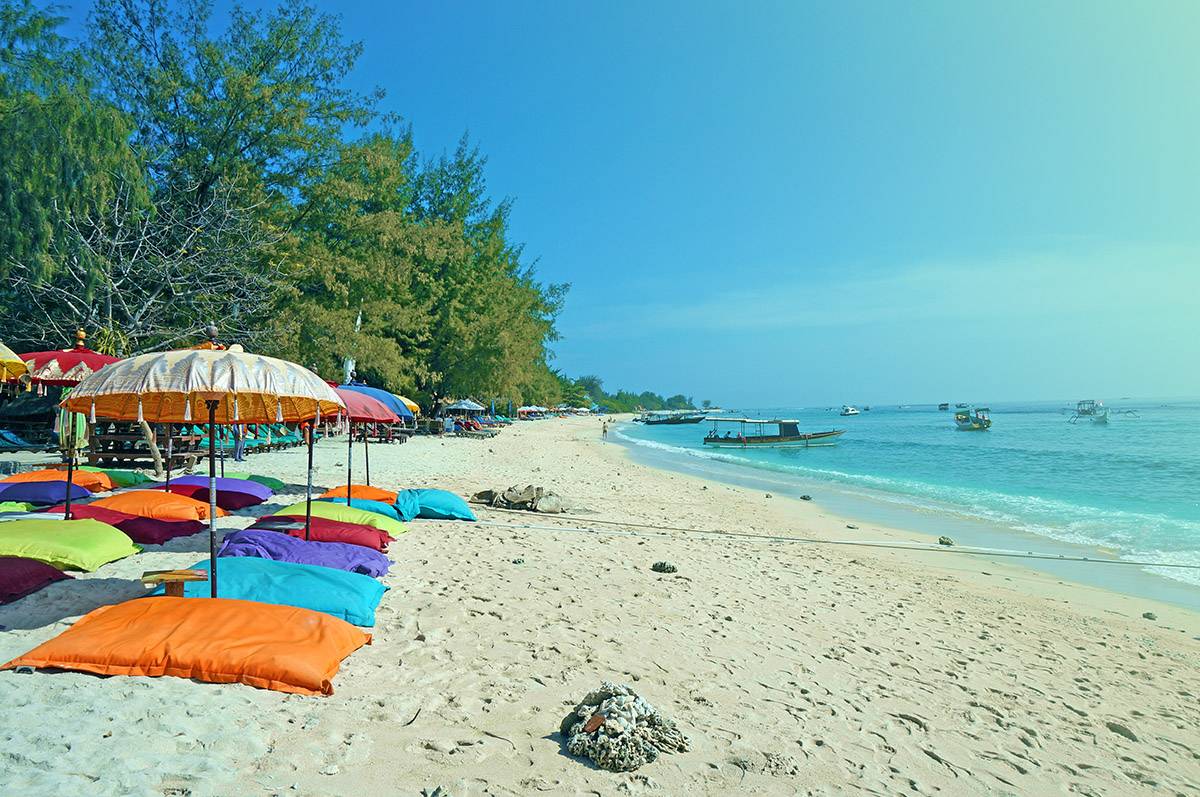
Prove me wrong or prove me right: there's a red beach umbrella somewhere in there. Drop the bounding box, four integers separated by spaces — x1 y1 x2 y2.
19 330 119 386
333 388 400 491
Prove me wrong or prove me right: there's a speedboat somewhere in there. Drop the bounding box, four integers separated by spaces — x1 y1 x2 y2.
840 405 860 416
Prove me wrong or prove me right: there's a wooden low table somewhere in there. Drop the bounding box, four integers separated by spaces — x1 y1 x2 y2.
141 569 208 597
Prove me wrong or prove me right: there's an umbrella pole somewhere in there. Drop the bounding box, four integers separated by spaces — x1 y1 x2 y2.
219 426 226 477
63 413 75 521
206 400 219 598
346 419 353 508
304 422 315 540
364 427 370 486
165 424 173 489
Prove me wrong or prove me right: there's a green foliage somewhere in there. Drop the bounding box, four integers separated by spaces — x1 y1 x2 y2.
0 0 688 412
554 374 695 413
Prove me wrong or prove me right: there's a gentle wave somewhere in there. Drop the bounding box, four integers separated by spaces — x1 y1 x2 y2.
614 426 1200 586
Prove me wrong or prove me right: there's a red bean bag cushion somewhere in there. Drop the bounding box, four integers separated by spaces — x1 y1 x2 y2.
42 505 205 546
0 557 73 603
89 490 228 521
2 596 371 695
248 515 393 552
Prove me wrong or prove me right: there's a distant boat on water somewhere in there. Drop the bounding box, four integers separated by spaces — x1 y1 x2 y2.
955 407 992 430
938 402 950 411
704 417 845 448
840 405 860 416
955 402 969 408
640 411 706 425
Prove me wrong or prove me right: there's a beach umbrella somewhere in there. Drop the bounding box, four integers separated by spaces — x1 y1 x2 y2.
333 388 400 489
445 399 485 413
64 348 344 597
394 394 420 415
18 329 119 386
1 340 27 382
337 384 414 420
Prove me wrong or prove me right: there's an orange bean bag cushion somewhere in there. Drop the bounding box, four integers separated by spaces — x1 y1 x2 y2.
1 468 114 493
319 484 399 503
2 596 371 695
89 490 228 521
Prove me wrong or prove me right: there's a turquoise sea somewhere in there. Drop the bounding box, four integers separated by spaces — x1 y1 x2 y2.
615 399 1200 600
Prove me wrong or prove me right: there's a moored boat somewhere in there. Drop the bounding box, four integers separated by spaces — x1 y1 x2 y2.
641 411 706 425
703 418 845 448
840 405 860 416
1068 400 1109 424
938 402 950 411
954 407 992 430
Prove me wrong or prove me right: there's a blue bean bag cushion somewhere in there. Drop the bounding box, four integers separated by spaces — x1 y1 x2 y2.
316 497 403 523
398 489 476 521
0 481 91 506
392 490 421 522
151 558 387 627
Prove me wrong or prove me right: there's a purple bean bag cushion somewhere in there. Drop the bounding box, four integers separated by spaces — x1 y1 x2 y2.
42 505 205 546
159 476 273 510
0 481 92 506
217 529 390 578
0 556 73 603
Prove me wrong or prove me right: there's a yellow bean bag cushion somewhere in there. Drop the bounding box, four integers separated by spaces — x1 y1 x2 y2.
0 519 140 571
276 500 406 537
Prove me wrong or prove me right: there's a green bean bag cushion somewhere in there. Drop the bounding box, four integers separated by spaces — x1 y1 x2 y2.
79 467 153 488
0 501 34 513
0 519 141 571
151 557 387 626
275 500 407 537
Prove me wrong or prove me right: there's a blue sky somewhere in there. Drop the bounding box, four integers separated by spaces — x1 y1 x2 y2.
62 1 1200 405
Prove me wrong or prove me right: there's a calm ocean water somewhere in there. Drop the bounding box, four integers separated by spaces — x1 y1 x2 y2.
616 399 1200 587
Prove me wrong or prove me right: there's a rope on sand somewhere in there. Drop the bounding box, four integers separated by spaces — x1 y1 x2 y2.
470 508 1200 571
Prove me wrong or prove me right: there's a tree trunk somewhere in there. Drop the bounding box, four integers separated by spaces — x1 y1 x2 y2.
139 420 164 478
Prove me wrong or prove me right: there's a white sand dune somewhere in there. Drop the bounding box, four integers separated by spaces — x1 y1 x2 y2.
2 415 1198 795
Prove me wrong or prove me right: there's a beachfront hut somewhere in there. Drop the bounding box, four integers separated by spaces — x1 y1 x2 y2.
63 348 343 596
333 387 400 489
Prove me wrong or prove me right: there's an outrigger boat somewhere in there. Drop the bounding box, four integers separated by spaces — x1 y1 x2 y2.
640 411 707 425
954 407 992 431
1068 400 1108 424
703 417 845 448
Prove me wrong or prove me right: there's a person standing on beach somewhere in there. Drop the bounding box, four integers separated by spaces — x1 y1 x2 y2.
602 422 608 439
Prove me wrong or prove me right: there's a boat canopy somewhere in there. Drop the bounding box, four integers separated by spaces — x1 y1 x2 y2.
708 417 801 425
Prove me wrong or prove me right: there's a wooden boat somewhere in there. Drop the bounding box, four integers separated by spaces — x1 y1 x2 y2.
642 411 706 425
954 407 992 431
704 418 845 448
1068 400 1109 424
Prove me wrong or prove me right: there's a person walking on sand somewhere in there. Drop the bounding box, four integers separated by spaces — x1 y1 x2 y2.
602 422 608 439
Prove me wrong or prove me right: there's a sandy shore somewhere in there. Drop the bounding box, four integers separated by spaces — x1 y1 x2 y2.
2 415 1198 795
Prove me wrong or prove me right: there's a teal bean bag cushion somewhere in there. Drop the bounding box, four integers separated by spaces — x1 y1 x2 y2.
392 490 420 521
153 557 387 627
398 489 476 521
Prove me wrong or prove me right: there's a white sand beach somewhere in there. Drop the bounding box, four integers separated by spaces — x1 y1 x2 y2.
2 415 1198 796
